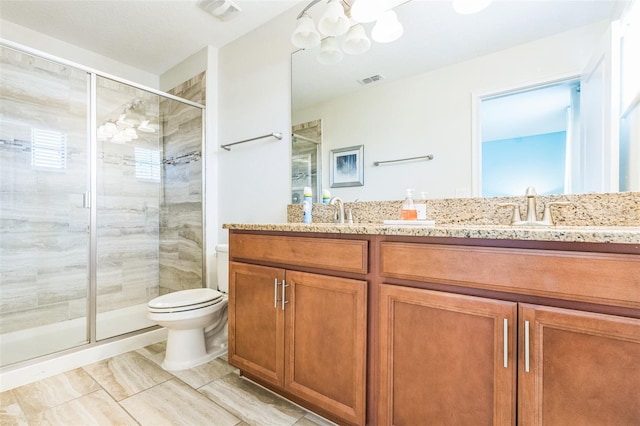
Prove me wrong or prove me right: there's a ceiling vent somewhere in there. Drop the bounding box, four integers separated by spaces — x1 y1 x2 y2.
358 74 385 86
197 0 242 22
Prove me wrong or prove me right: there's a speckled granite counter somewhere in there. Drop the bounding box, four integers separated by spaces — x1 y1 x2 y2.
223 223 640 245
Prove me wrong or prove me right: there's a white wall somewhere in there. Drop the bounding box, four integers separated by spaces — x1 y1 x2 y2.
293 21 608 200
216 8 299 242
0 19 158 88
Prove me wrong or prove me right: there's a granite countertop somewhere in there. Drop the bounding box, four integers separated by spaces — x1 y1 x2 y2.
223 223 640 245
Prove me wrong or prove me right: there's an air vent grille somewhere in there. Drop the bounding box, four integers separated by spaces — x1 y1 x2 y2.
197 0 241 21
358 74 385 85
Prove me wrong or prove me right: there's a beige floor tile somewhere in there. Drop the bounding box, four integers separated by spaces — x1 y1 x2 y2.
11 368 100 415
171 357 238 389
135 341 166 366
120 378 241 426
83 350 172 401
30 389 138 425
0 390 28 425
199 374 305 426
296 412 338 426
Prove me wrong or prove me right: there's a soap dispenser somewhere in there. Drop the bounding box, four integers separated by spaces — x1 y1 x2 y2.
401 189 417 220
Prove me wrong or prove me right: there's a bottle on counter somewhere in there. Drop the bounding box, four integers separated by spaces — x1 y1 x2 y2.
400 189 417 220
322 189 331 204
416 191 428 220
302 186 313 223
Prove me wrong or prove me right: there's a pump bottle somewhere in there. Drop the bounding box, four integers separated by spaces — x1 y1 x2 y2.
400 189 417 220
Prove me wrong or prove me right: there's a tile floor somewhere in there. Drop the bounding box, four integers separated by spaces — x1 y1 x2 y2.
1 342 336 426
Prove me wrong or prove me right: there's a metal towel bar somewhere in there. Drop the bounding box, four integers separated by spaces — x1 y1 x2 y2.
221 132 283 151
373 154 434 166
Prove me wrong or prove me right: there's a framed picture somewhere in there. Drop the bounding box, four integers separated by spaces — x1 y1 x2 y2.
330 145 364 187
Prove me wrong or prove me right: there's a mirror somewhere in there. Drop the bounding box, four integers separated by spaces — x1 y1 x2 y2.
291 0 639 201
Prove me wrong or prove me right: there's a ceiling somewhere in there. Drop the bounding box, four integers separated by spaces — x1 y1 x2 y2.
0 0 302 74
292 0 630 110
0 0 629 80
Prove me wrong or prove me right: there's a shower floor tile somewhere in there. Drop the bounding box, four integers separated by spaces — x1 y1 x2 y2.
2 343 338 426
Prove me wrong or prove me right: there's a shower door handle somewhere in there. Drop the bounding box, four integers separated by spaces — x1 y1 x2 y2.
83 191 91 208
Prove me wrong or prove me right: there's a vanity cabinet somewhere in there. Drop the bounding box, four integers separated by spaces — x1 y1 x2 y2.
379 241 640 426
228 232 368 426
378 284 517 425
518 304 640 425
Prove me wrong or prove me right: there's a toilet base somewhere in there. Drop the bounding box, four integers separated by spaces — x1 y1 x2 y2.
161 327 226 371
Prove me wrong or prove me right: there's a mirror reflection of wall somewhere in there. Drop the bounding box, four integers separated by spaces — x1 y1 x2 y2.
620 0 640 192
292 119 322 203
291 0 639 201
480 80 580 197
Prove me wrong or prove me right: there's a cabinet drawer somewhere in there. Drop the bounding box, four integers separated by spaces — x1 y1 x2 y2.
231 233 368 274
380 242 640 309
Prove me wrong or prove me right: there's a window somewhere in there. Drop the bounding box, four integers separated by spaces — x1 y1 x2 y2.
31 128 67 170
134 147 160 182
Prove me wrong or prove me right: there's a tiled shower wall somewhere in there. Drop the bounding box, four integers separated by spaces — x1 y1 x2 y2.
0 48 90 334
160 72 206 295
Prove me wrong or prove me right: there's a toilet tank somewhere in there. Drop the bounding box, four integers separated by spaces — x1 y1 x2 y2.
215 244 229 293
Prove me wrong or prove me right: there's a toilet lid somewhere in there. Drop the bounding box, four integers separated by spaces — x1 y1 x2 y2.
148 288 223 310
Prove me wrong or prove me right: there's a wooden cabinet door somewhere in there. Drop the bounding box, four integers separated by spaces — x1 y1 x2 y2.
518 304 640 425
379 284 517 426
228 261 285 388
284 271 367 426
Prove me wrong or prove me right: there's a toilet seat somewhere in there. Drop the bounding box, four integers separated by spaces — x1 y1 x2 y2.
148 288 223 313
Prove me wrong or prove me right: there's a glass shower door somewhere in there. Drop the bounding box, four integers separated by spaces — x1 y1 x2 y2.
94 76 161 340
0 46 90 366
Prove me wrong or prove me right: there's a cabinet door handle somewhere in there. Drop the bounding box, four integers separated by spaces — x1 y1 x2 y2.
273 278 279 308
503 318 508 368
281 279 289 310
524 320 530 373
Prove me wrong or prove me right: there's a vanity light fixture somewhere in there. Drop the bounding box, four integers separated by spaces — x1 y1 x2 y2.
291 0 405 64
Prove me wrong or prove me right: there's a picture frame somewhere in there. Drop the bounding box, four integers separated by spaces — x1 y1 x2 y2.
329 145 364 188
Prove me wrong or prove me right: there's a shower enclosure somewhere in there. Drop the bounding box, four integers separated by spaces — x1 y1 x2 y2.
0 44 205 367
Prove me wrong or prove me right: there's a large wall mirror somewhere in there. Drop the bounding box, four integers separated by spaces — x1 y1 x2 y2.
291 0 639 201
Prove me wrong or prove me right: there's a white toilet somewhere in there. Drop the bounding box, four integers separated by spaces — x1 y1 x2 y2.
147 244 229 371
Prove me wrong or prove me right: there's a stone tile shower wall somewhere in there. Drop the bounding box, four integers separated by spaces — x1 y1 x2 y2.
161 72 206 295
95 77 162 316
0 47 90 334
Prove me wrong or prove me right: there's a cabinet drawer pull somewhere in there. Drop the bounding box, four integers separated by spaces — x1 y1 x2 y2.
281 280 289 310
274 278 279 308
503 318 508 368
524 320 530 373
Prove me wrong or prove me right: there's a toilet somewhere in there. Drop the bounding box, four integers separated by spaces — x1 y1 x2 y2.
147 244 229 371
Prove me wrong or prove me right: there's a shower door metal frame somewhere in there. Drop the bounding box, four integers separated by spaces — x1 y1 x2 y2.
0 39 207 359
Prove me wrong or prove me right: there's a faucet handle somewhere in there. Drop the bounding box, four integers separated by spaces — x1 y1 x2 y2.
498 203 523 225
540 202 571 225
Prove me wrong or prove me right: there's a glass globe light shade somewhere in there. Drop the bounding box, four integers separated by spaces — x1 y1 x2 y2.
371 10 403 43
291 13 321 48
317 37 344 65
318 0 350 36
342 24 371 55
350 0 383 23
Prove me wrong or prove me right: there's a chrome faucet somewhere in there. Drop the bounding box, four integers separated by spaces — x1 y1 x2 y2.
524 186 539 223
499 187 570 226
329 196 345 224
